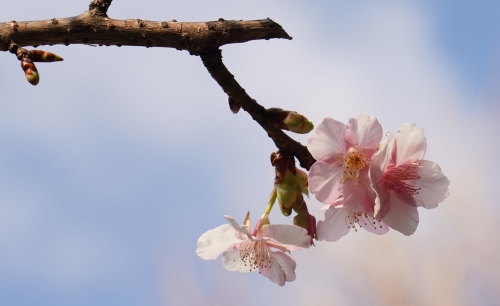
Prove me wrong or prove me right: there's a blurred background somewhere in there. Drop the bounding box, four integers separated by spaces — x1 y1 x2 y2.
0 0 499 305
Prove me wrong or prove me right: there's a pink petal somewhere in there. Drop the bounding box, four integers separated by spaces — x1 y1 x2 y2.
263 224 311 251
317 205 350 241
373 180 391 219
395 124 427 166
381 192 419 236
260 251 297 286
370 132 396 182
221 246 252 272
308 161 344 204
307 117 346 163
273 251 297 282
413 160 450 209
360 219 389 235
196 224 243 260
342 171 377 213
223 215 248 235
344 115 383 150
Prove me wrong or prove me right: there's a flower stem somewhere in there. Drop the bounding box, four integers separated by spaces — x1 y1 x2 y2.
264 185 278 215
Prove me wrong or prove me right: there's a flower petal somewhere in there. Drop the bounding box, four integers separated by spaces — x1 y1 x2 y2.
370 132 396 183
360 218 389 235
263 224 311 251
344 115 383 150
273 251 297 282
395 124 427 166
413 160 450 209
196 224 242 260
308 160 344 204
342 170 377 213
317 205 350 241
382 192 419 236
307 117 346 163
373 180 391 219
223 215 248 235
259 251 297 286
221 246 252 272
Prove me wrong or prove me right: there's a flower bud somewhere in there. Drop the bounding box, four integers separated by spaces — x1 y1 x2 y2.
293 207 317 244
21 58 39 85
29 50 64 62
276 169 300 208
265 108 313 134
282 111 314 134
279 201 293 216
271 151 310 217
295 169 309 196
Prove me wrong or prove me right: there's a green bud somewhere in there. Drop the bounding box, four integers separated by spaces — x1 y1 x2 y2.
276 169 299 208
265 108 314 134
295 169 309 196
283 111 314 134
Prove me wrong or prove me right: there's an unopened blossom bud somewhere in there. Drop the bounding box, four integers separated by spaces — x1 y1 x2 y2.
282 111 314 134
293 205 317 243
21 58 39 85
279 201 293 216
277 169 300 208
29 50 64 62
271 151 310 217
265 108 314 134
295 168 309 196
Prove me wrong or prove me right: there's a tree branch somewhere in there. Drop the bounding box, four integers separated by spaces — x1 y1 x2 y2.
200 49 316 170
0 7 291 55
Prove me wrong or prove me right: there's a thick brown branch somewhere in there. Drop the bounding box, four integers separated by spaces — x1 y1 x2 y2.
0 11 291 55
200 49 316 170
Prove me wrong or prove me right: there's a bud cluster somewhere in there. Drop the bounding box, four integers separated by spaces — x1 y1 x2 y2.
9 42 64 86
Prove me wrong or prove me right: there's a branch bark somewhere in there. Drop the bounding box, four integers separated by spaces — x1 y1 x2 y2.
200 49 316 170
0 10 290 55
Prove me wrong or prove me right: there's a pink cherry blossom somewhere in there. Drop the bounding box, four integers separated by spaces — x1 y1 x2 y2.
196 213 311 286
316 196 389 242
307 115 383 215
370 124 450 235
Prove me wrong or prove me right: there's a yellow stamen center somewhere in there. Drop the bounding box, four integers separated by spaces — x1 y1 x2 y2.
339 147 369 186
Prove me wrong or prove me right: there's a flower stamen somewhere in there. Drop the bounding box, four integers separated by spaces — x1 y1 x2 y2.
345 209 383 231
383 163 421 195
238 240 273 271
339 147 369 186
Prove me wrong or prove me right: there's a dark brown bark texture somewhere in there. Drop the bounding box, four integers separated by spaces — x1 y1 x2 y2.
0 0 316 170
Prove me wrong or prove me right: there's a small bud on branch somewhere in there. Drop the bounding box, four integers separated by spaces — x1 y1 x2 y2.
20 57 39 86
265 108 314 134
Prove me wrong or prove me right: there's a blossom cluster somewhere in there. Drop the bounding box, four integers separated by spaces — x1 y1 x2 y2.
196 114 449 286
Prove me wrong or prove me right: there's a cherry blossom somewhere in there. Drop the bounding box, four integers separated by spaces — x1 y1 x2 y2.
370 124 450 235
196 213 311 286
316 196 389 241
307 114 383 216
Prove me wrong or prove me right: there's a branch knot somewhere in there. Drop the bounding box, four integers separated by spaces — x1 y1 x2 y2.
88 0 113 16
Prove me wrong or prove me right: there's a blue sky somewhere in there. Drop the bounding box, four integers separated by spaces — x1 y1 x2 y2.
0 1 499 305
